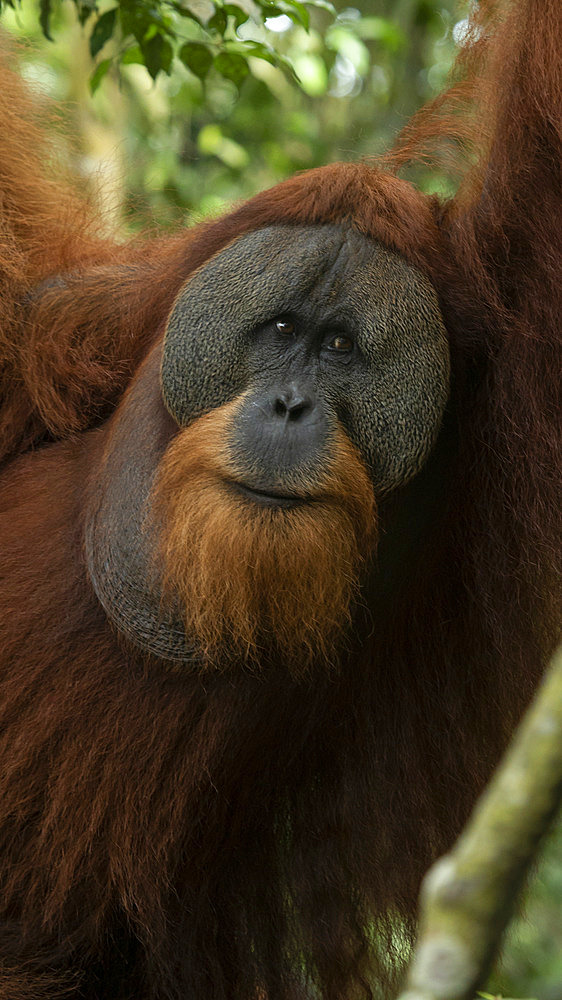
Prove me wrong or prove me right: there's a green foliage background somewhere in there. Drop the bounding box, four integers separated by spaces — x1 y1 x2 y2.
0 1 560 997
1 0 460 229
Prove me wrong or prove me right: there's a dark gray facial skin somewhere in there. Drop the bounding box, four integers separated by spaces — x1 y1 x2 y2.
161 224 450 497
87 224 451 664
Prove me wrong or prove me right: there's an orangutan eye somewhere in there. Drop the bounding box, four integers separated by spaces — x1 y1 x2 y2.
328 334 353 353
275 318 295 336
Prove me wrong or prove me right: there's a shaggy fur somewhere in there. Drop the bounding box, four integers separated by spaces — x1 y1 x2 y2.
0 2 560 998
150 401 376 674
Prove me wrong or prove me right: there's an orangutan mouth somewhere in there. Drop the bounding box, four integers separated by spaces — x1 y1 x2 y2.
229 481 309 509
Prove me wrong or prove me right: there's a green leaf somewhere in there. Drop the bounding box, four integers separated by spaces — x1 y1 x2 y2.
279 0 309 31
213 51 249 86
141 33 174 79
208 8 227 34
89 8 117 58
39 0 53 40
261 0 334 29
307 0 334 12
180 41 213 79
224 4 250 28
169 0 203 24
89 57 111 93
119 0 150 43
238 40 276 63
261 2 300 29
222 37 298 81
160 38 175 74
120 43 144 65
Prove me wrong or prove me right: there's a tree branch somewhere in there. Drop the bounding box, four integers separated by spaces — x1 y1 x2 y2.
397 644 562 1000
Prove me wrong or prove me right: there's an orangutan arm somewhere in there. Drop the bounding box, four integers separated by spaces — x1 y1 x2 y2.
0 53 196 463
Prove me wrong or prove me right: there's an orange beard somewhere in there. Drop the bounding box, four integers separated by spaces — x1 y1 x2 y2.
148 399 377 676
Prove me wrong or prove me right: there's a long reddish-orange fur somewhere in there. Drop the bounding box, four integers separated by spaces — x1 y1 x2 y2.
150 401 376 674
0 2 560 998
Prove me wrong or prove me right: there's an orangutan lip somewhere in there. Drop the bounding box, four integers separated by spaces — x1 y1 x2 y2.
229 481 308 508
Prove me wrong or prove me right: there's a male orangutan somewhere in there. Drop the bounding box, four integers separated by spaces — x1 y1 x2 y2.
0 1 560 998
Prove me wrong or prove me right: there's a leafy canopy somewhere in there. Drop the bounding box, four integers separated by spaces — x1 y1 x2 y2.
0 0 335 91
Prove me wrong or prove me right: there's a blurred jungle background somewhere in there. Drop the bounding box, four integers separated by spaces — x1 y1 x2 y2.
0 0 560 996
